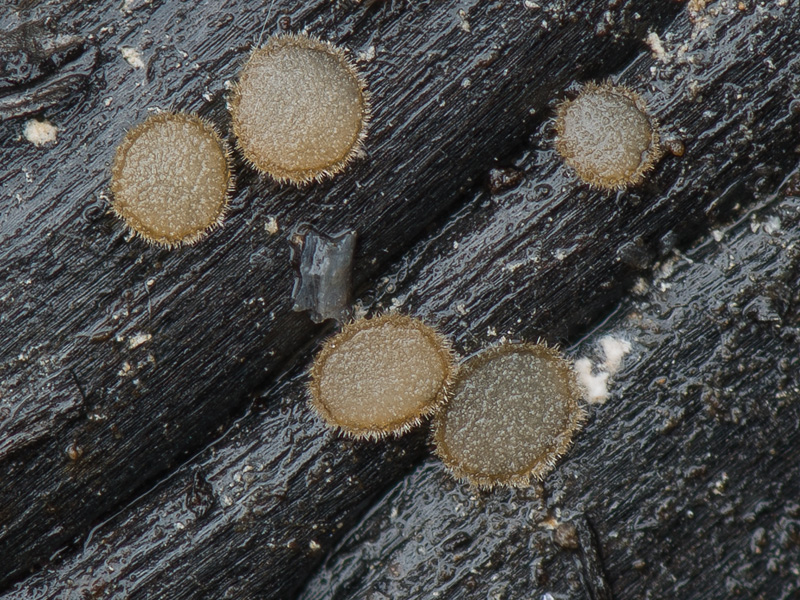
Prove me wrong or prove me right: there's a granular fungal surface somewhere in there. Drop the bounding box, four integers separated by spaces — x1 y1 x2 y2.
309 314 455 439
230 34 368 185
555 81 660 190
110 112 232 247
434 343 584 488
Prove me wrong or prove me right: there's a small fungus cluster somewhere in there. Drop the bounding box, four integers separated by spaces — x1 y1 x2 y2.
95 22 667 490
109 33 369 247
106 29 669 247
308 316 585 489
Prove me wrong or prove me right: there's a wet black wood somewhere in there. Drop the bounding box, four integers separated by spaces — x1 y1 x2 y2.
0 0 680 588
3 2 800 598
300 175 800 600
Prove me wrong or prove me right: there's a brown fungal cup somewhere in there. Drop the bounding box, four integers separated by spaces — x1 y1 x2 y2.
309 314 456 440
230 33 369 185
433 342 584 489
110 112 233 247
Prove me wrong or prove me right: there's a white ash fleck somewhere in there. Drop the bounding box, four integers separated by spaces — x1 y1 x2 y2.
575 358 610 404
357 45 376 62
118 361 132 377
264 216 279 235
645 31 670 63
599 335 632 374
128 332 152 349
631 277 649 296
23 119 58 146
120 47 145 69
457 9 471 32
763 215 781 235
711 229 724 242
575 335 633 405
504 260 524 273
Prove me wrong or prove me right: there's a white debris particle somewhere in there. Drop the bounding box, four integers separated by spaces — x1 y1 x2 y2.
599 336 632 374
645 31 669 63
574 357 610 404
357 45 376 62
264 216 279 235
763 215 781 235
118 361 132 377
631 277 649 296
23 119 58 146
505 260 524 273
128 332 152 349
458 9 471 32
711 229 724 242
524 0 540 8
120 47 146 69
309 540 321 551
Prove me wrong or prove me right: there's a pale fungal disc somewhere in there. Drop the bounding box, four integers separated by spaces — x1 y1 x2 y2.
309 314 456 439
230 34 369 185
555 81 661 190
433 343 584 489
110 112 232 247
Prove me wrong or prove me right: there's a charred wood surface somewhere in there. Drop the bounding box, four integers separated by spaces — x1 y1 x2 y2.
300 172 800 600
0 0 679 586
2 0 800 598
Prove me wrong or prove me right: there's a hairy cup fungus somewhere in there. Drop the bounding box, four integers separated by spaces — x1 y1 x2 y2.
230 33 369 185
554 81 661 190
433 343 584 489
309 314 456 440
110 112 232 247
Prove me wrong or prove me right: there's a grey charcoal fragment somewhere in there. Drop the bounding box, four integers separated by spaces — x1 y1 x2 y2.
290 225 357 324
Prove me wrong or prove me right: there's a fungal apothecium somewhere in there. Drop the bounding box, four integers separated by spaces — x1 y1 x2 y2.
433 342 585 489
309 314 456 440
555 81 661 190
110 112 233 247
230 33 369 185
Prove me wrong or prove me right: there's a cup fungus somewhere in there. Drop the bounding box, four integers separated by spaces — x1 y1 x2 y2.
230 33 369 185
433 343 584 489
110 112 233 247
554 81 661 190
309 314 456 440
